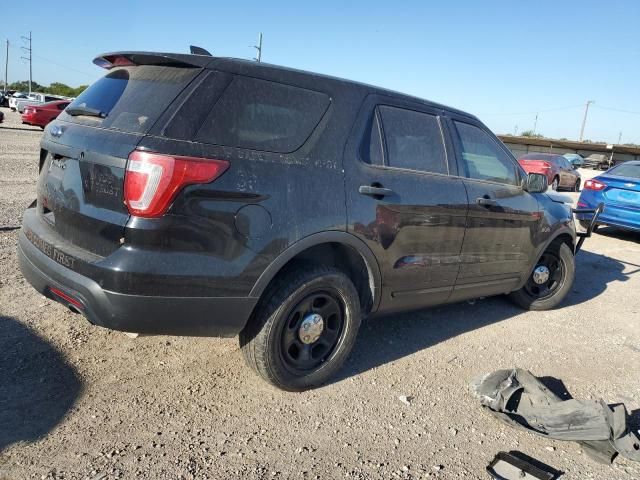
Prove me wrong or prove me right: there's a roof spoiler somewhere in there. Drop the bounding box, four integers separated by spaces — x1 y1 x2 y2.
93 51 213 69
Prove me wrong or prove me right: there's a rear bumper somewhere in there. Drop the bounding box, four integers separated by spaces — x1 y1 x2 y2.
577 192 640 232
18 230 258 336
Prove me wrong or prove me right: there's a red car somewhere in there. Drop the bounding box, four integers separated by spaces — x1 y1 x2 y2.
518 153 581 191
21 100 70 129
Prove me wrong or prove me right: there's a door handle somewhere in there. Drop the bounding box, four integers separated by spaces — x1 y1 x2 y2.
476 197 497 207
359 185 395 197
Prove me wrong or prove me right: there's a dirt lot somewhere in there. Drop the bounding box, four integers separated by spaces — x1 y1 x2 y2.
1 107 639 479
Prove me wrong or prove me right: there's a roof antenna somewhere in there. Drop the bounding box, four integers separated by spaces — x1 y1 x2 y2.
190 45 212 56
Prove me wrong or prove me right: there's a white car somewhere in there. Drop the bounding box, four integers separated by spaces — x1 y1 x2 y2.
15 93 64 113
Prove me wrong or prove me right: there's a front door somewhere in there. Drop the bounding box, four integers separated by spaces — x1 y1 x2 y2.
557 156 577 189
446 118 541 301
344 97 468 313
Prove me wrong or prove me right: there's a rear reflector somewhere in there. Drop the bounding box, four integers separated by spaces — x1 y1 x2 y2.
584 179 606 191
50 287 84 310
124 150 229 218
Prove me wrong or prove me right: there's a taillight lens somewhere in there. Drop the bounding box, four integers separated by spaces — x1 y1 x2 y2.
541 162 552 170
584 179 606 191
124 150 229 218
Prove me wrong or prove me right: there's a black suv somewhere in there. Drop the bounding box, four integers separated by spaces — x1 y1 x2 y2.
18 51 578 391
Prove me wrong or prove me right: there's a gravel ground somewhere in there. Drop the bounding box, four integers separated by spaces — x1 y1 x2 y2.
1 107 639 479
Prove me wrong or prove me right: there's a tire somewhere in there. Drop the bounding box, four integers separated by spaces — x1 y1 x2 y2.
509 242 575 311
572 179 581 192
551 176 559 191
240 264 361 391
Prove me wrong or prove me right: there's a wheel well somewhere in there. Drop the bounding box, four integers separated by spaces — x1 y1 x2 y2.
550 233 574 253
261 242 375 315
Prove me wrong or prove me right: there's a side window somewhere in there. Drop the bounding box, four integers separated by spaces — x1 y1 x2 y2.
378 105 448 175
195 76 331 153
360 109 384 165
454 121 518 186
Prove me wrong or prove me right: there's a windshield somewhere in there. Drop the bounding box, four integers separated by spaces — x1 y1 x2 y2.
62 66 199 134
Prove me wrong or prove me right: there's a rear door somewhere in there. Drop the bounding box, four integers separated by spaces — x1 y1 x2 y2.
446 117 540 301
37 65 201 257
344 96 468 312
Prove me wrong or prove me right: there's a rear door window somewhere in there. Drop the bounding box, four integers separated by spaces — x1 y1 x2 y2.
62 66 200 134
454 121 519 185
377 105 448 174
194 76 330 153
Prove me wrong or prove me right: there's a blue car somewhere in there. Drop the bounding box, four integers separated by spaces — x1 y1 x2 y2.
577 161 640 232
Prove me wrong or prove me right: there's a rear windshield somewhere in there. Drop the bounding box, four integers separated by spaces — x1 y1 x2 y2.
62 66 199 134
165 73 331 153
610 163 640 179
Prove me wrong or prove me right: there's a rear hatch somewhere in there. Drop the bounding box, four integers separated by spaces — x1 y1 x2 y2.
37 64 201 257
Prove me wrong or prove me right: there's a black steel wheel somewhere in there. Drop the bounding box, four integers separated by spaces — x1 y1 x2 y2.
280 291 345 374
523 252 564 301
240 264 361 391
509 242 575 310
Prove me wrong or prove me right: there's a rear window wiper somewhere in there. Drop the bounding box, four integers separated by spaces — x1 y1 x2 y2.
65 106 108 118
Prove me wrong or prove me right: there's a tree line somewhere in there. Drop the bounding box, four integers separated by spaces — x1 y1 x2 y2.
5 81 87 98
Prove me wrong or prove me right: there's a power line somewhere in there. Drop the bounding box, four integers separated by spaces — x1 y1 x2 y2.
6 41 96 81
592 104 640 116
479 104 583 116
31 54 96 78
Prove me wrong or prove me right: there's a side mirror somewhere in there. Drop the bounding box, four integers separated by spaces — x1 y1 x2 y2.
525 173 548 193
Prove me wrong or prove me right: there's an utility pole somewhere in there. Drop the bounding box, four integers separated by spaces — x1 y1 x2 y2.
618 131 622 144
533 113 538 135
578 100 594 142
21 31 32 94
252 33 263 62
4 40 8 91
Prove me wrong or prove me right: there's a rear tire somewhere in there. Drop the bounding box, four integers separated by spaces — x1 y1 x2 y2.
509 242 575 311
572 179 581 192
240 264 361 391
551 176 559 191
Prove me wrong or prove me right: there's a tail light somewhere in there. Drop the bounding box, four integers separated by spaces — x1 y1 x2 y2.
584 179 606 191
124 150 229 218
540 162 552 170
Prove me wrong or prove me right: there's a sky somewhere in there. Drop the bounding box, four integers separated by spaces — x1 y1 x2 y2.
2 0 640 143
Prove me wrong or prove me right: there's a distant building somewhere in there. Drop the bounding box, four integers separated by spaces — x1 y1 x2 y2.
498 135 640 165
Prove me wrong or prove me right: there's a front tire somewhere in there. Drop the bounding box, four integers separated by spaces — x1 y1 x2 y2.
509 242 575 311
240 264 361 391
